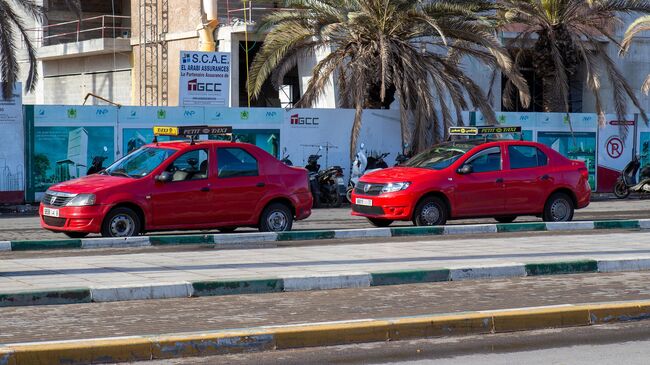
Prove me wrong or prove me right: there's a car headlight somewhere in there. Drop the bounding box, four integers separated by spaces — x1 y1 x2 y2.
381 182 410 194
65 194 96 206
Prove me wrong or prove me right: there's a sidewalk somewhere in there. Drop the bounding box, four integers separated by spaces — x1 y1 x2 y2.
2 231 650 305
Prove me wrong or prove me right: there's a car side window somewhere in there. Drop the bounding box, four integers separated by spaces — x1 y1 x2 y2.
217 148 258 178
466 146 501 173
166 149 209 181
508 146 548 169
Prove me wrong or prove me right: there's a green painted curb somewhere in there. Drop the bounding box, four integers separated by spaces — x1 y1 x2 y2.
370 269 450 286
497 222 547 233
525 260 598 276
0 288 91 307
594 220 640 230
149 235 214 245
10 239 81 251
390 227 444 237
191 278 284 296
276 230 336 241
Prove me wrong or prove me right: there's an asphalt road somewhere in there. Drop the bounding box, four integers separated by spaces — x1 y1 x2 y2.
0 199 648 242
128 321 650 365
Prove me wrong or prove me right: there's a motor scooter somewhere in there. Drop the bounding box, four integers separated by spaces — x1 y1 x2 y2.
614 155 650 198
280 147 293 166
305 148 322 207
346 144 389 203
86 147 109 175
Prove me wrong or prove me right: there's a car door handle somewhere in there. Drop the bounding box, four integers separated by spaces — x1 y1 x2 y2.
256 182 266 188
200 187 210 192
496 178 504 183
541 175 550 180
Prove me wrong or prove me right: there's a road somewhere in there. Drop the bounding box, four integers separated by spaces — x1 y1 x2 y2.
2 271 650 345
127 321 650 365
0 199 648 241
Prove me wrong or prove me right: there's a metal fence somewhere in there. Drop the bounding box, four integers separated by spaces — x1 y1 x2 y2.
24 15 131 47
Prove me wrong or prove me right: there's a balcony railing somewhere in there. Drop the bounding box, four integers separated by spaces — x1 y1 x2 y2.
24 15 131 48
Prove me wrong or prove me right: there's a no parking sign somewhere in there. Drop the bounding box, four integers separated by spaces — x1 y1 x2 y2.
598 119 635 192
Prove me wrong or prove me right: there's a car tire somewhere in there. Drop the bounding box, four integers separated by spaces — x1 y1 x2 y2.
367 218 393 227
259 203 293 232
495 216 517 224
542 193 574 222
64 232 89 238
413 196 447 226
101 207 141 237
346 186 354 203
613 181 630 199
218 227 237 233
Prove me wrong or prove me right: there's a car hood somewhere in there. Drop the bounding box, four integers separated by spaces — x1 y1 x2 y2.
361 167 434 182
49 174 135 194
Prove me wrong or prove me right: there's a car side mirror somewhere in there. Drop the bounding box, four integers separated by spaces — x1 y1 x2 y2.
458 164 473 175
155 171 173 183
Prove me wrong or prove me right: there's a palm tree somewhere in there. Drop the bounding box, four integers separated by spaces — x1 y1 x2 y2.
0 0 80 99
248 0 530 156
498 0 650 126
621 15 650 94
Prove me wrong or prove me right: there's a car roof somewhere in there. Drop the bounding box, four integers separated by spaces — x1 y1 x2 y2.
143 140 249 150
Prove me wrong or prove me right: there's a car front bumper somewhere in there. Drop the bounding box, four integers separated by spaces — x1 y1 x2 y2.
39 203 110 234
350 191 414 220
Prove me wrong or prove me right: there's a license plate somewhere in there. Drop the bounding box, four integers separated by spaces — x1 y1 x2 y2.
43 207 59 217
355 198 373 206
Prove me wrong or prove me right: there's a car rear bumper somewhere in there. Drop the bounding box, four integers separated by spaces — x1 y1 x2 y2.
350 192 414 220
292 192 313 220
39 203 108 234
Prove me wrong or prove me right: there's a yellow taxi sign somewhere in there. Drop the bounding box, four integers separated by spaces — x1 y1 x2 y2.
153 126 179 136
448 127 478 135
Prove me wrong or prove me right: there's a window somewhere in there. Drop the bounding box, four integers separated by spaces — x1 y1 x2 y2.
105 147 175 178
508 146 548 169
166 149 209 181
218 148 258 178
466 147 501 173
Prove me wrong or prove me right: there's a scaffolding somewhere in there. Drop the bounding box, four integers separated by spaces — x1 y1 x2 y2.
138 0 161 106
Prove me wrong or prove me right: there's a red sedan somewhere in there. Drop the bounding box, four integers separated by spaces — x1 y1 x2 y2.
351 139 590 227
40 135 312 238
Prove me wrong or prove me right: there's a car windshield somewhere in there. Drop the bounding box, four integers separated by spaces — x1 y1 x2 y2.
103 147 176 178
405 143 475 170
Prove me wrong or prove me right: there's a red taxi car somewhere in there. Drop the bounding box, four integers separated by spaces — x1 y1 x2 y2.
40 126 312 238
352 128 590 227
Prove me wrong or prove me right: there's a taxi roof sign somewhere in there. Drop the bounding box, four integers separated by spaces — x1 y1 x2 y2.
448 126 522 136
153 125 233 136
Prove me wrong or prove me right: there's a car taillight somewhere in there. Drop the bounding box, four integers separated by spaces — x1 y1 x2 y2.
579 167 589 179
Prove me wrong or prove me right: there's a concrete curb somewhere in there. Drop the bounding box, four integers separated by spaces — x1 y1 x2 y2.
2 300 650 364
5 218 649 252
4 257 650 307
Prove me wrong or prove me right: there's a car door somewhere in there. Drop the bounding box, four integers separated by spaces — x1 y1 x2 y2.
150 148 216 227
213 146 268 224
453 146 506 217
503 144 553 213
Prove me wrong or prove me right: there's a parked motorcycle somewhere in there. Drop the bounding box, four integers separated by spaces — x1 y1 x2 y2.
346 144 390 203
613 155 650 198
87 156 107 175
280 148 293 166
394 143 411 166
304 148 344 208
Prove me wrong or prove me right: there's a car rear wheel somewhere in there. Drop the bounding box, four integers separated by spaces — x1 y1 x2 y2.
367 218 393 227
413 197 447 226
542 193 574 222
101 207 141 237
259 203 293 232
613 181 630 199
64 232 89 239
495 216 517 224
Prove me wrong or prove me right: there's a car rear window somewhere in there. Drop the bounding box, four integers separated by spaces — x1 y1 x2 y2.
508 145 548 169
217 148 258 178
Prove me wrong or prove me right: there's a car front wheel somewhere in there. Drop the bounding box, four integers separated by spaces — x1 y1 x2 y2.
101 207 141 237
413 196 447 226
259 203 293 232
542 193 574 222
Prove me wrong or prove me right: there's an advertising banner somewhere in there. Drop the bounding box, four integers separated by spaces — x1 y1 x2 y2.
0 82 24 203
179 51 231 106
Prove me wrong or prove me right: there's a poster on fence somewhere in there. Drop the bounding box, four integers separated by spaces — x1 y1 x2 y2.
0 82 24 203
